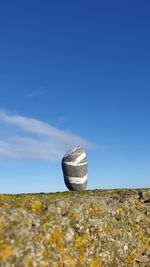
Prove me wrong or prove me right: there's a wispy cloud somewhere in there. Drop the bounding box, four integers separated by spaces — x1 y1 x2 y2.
0 110 92 161
26 88 47 98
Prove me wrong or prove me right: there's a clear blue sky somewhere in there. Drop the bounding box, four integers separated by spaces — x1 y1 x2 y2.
0 0 150 193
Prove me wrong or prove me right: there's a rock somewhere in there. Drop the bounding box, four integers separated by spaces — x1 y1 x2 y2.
61 146 87 191
65 228 74 242
0 188 150 266
142 190 150 203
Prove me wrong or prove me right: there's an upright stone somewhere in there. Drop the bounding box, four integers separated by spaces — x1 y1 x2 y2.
61 146 88 191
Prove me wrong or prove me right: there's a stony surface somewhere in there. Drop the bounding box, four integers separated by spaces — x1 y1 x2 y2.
0 189 150 267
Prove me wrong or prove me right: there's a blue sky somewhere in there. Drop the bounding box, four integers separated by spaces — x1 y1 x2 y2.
0 0 150 193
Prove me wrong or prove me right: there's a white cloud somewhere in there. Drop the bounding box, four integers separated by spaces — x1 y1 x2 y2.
0 111 92 161
26 88 47 98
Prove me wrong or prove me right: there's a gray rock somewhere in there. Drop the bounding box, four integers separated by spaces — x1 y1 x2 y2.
62 146 88 191
65 228 74 242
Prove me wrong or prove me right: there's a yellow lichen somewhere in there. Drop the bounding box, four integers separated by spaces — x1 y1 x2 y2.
66 257 76 267
31 200 42 212
78 253 85 265
36 233 43 242
50 226 64 244
57 256 76 267
127 249 137 264
90 202 99 215
90 256 103 267
75 234 88 254
42 248 51 259
24 258 34 267
135 201 142 210
70 211 79 224
0 243 12 260
18 199 26 208
0 195 11 200
136 223 140 231
139 234 150 250
45 226 65 255
43 222 51 230
117 207 123 213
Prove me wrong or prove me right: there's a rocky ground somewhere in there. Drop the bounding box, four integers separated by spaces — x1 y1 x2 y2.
0 188 150 267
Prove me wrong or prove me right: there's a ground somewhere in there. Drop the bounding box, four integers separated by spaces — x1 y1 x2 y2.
0 188 150 267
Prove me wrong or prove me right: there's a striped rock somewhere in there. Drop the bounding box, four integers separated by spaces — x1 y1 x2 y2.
62 146 87 191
